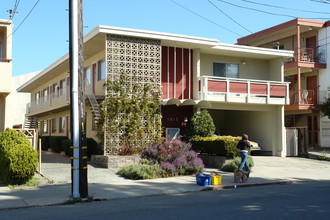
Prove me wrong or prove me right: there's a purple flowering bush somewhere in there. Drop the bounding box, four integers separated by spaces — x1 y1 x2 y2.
141 139 204 177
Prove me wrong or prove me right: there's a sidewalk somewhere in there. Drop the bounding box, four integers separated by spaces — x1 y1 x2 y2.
1 151 330 210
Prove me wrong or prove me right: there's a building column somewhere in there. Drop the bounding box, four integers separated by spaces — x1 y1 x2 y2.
296 24 302 104
311 110 315 147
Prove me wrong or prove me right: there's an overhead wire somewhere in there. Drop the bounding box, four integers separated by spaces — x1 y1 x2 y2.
169 0 243 36
10 0 21 20
241 0 330 14
12 0 41 36
216 0 330 20
208 0 253 34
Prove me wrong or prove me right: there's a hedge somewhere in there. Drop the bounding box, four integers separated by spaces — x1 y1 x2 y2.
40 136 50 150
190 136 241 158
0 129 38 184
62 138 102 158
49 136 69 153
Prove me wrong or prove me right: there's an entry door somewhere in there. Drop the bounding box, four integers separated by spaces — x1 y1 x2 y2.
307 76 317 104
306 36 316 58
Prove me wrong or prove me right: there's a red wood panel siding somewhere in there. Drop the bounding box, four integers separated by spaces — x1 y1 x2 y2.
208 80 227 92
161 47 168 99
183 48 190 99
270 85 286 96
168 47 175 99
176 48 183 99
229 82 247 93
161 46 193 100
250 84 267 95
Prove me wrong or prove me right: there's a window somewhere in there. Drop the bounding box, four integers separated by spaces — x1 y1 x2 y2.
43 88 49 102
52 118 57 133
35 92 40 104
213 62 239 78
85 67 91 83
59 79 66 96
41 120 48 134
59 116 66 133
52 83 58 98
98 60 106 81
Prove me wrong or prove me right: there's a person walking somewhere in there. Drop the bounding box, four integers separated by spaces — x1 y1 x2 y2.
237 134 251 176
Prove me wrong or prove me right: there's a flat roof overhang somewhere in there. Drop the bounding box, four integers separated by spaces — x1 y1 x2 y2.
237 18 326 46
18 25 293 92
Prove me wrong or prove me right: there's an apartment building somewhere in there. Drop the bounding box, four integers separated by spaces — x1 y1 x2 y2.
18 25 293 156
237 18 330 149
0 19 13 132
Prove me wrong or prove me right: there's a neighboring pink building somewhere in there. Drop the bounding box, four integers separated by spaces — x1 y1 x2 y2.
238 18 330 149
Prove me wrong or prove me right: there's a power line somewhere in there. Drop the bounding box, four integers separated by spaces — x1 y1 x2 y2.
8 0 21 20
12 0 41 36
208 0 253 34
310 0 330 4
242 0 330 14
169 0 243 36
217 0 330 20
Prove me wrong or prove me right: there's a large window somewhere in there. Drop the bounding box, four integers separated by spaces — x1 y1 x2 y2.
59 116 66 133
213 62 239 78
52 118 57 133
98 59 106 81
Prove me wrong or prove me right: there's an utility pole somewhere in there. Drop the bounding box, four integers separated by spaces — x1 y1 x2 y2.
69 0 88 198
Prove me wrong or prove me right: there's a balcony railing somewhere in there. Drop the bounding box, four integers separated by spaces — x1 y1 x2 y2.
27 88 70 114
199 76 290 105
284 47 327 64
0 58 12 62
289 90 329 105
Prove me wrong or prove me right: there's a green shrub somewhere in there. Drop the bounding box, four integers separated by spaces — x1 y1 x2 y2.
49 136 69 153
86 138 102 158
191 136 241 158
221 156 254 172
40 136 50 150
0 129 38 184
116 163 163 180
184 110 215 142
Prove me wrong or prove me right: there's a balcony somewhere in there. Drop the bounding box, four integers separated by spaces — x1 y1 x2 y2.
26 88 70 115
199 76 290 105
285 89 328 111
284 47 327 70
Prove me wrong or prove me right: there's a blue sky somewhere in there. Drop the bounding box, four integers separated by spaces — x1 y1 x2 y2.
1 0 330 76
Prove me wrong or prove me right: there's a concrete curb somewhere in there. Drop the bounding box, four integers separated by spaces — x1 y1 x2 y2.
202 180 298 191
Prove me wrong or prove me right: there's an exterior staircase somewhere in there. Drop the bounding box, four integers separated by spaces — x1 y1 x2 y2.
85 82 101 122
24 116 38 129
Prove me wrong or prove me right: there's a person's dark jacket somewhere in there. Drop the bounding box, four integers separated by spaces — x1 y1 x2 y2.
237 140 251 151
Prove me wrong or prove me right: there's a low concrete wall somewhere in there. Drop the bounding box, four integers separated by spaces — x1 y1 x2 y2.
198 155 226 169
91 155 140 169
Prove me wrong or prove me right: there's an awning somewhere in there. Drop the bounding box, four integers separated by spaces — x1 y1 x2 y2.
162 99 212 108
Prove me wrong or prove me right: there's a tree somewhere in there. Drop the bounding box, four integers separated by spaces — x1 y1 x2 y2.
184 110 215 141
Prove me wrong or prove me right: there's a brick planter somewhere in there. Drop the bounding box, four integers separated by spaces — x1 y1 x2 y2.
91 155 140 169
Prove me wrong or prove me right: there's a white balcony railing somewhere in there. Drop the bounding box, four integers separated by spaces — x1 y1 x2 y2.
199 76 290 105
27 88 70 114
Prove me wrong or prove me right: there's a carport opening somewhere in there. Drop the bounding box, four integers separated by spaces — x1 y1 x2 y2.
207 109 273 155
